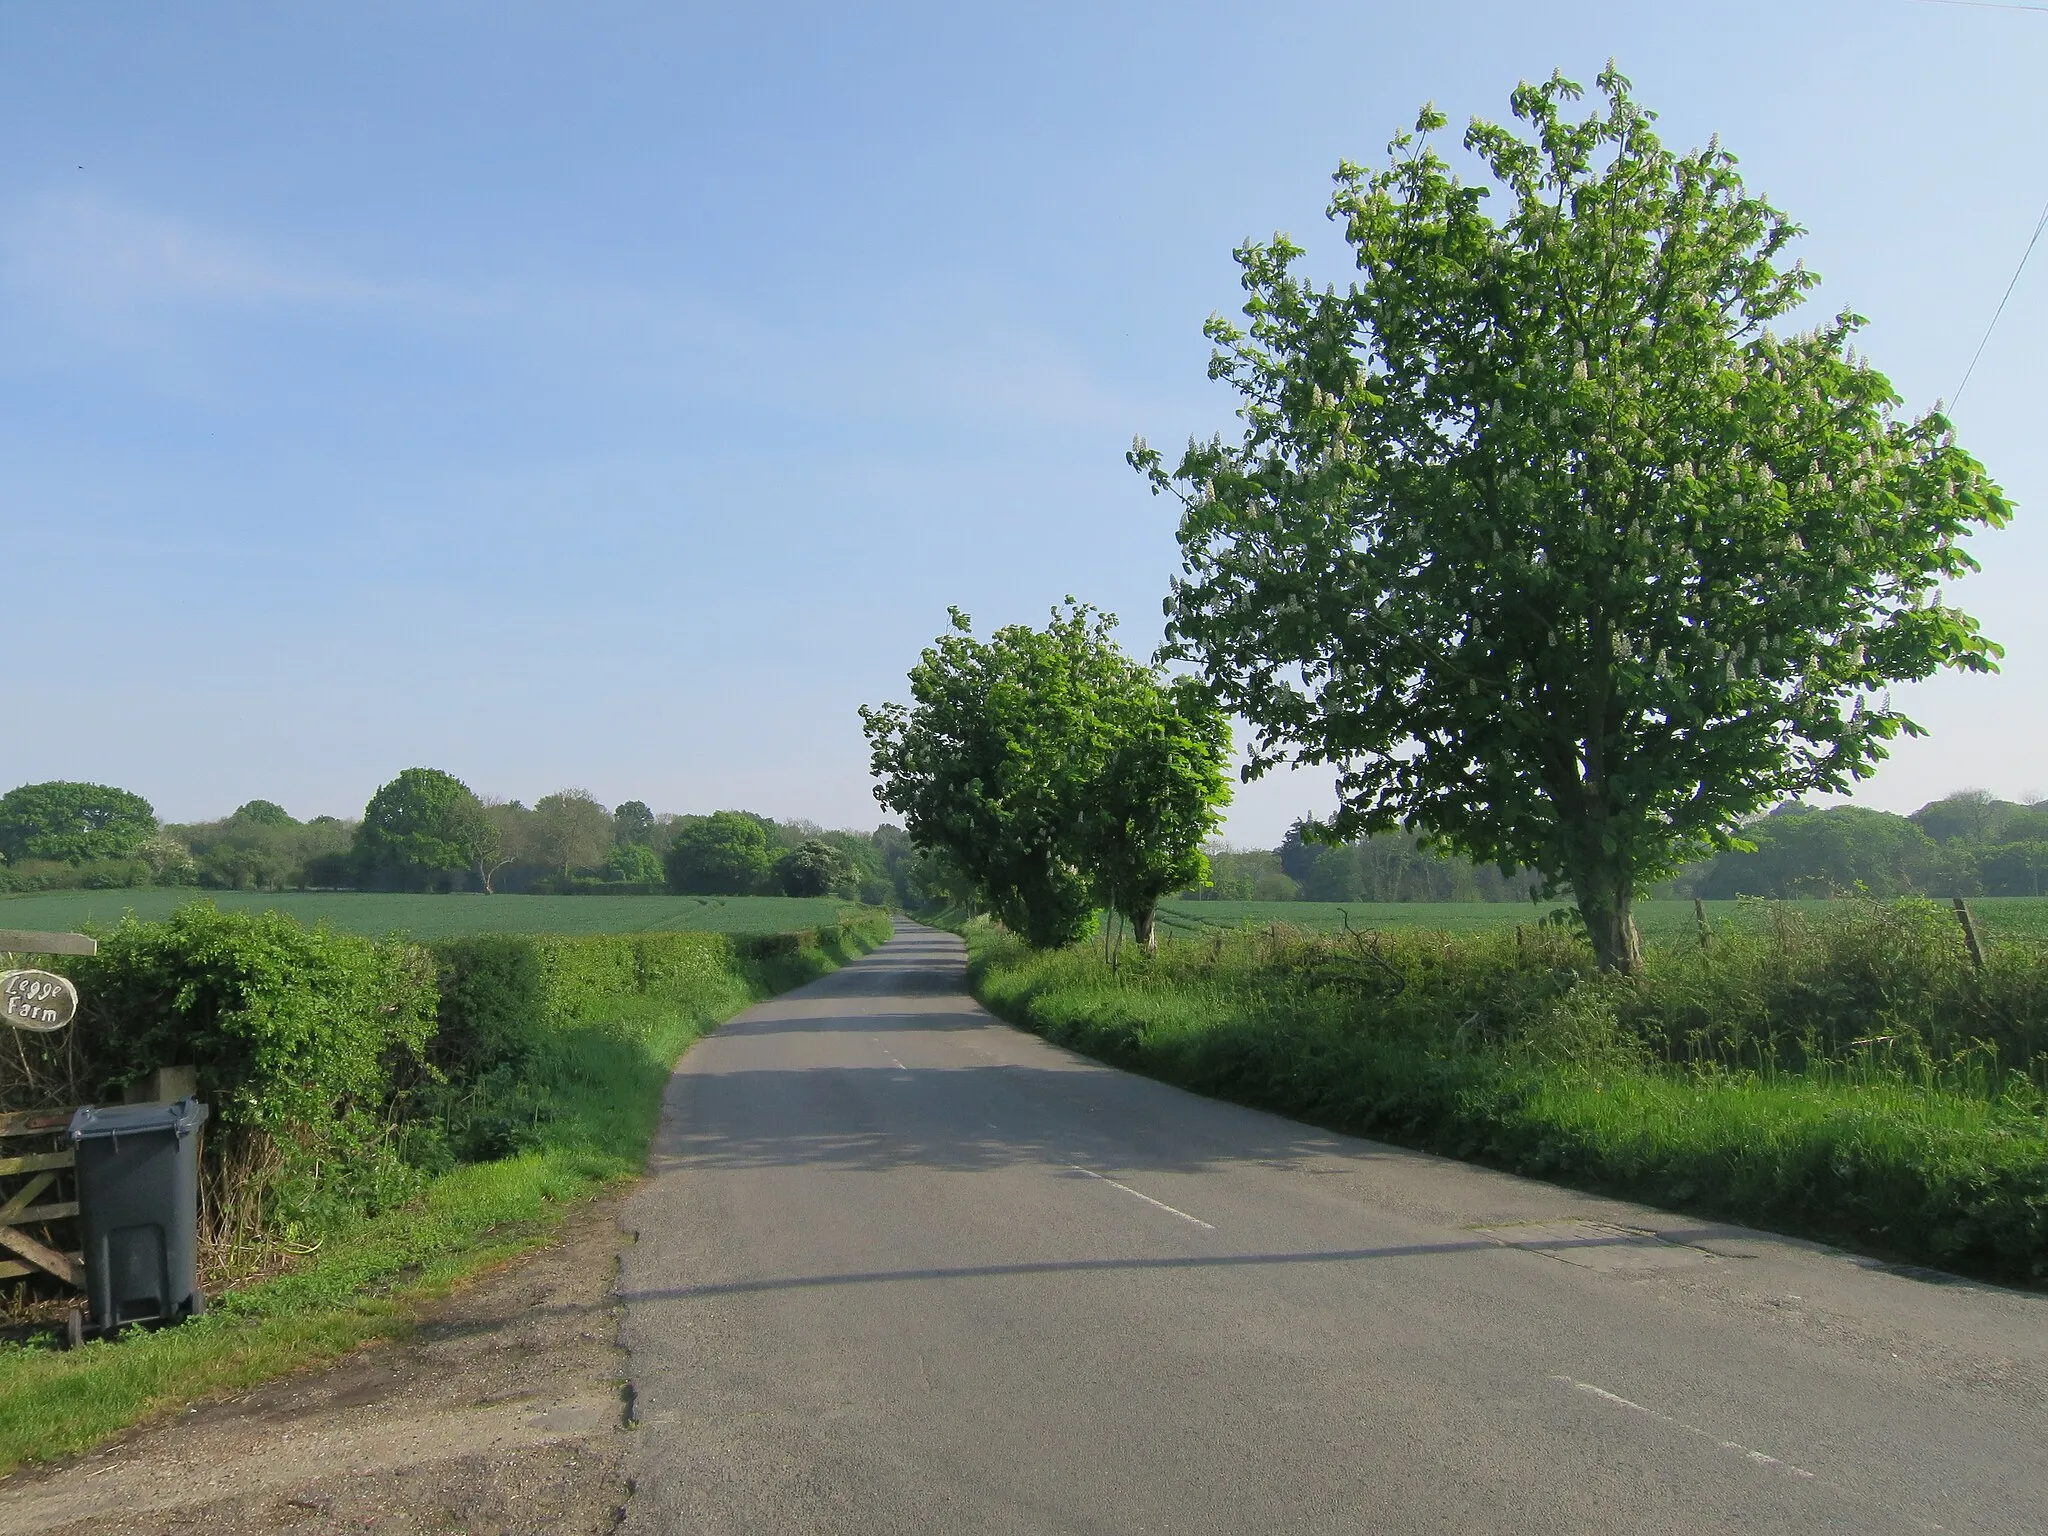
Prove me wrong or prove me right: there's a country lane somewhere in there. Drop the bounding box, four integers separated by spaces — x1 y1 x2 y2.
616 921 2048 1534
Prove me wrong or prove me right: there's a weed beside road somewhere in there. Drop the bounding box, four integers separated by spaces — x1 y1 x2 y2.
967 901 2048 1287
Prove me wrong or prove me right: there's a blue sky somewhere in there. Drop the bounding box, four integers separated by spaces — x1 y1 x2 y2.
2 0 2042 844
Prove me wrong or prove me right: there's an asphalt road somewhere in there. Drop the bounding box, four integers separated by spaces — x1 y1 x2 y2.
618 922 2048 1534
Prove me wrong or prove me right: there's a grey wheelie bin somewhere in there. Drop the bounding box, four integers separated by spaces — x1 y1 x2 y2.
67 1098 209 1333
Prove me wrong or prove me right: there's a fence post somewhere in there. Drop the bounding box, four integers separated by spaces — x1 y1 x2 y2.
1692 897 1712 951
1951 896 1987 970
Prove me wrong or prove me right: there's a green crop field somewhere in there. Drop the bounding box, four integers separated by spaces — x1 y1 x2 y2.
1968 897 2048 941
1156 895 2048 945
0 891 866 942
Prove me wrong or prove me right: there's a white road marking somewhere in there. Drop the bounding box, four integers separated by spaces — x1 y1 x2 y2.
1551 1373 1955 1531
1555 1377 1818 1481
1066 1165 1216 1230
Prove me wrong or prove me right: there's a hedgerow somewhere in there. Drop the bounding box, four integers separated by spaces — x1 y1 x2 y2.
967 900 2048 1285
15 902 892 1268
54 905 439 1231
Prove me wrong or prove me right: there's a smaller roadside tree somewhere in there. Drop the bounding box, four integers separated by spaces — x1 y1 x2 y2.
862 603 1232 948
0 781 157 864
862 606 1114 947
355 769 495 891
1075 676 1232 950
665 811 773 894
775 838 851 897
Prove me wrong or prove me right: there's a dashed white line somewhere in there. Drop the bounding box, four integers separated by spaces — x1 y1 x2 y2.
1066 1165 1216 1230
1553 1376 1949 1530
1556 1377 1818 1480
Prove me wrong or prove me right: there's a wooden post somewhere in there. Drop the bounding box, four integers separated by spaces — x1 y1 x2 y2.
1693 897 1712 950
1952 897 1987 971
123 1065 198 1105
0 931 98 957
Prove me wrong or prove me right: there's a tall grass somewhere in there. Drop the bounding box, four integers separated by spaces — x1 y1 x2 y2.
1152 894 2048 943
969 901 2048 1285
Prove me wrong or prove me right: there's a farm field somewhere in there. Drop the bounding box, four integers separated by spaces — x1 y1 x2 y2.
0 890 861 941
1156 895 2048 944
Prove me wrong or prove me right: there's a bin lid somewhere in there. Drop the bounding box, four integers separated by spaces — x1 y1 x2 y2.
68 1098 210 1141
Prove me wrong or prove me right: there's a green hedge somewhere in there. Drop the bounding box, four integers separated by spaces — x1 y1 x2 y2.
968 908 2048 1287
26 903 893 1246
432 924 875 1064
0 856 157 893
48 906 439 1225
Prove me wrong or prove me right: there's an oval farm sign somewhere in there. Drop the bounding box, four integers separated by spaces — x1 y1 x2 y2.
2 969 78 1032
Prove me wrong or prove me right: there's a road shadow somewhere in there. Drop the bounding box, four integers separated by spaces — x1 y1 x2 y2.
618 1240 1504 1304
650 1058 1391 1180
724 1007 995 1034
661 924 1399 1179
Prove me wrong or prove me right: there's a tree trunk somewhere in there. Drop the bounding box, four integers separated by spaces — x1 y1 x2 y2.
1576 877 1643 974
1131 905 1158 954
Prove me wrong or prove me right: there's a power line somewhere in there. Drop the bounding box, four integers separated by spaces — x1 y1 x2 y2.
1952 193 2048 409
1911 0 2048 13
1908 0 2048 405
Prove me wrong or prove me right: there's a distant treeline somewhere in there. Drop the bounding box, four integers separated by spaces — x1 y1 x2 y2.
8 778 2042 909
1673 793 2048 900
1188 791 2048 904
0 775 951 908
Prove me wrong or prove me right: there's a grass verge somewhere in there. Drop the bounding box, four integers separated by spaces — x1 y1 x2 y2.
0 912 892 1474
966 912 2048 1289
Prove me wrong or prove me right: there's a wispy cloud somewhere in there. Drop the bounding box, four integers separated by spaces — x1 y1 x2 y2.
907 332 1153 432
436 277 1159 434
0 194 1160 435
1 193 397 316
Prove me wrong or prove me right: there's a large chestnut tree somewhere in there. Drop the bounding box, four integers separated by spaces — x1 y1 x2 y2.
1134 68 2009 971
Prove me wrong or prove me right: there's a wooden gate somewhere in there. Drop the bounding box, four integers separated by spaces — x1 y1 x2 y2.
0 1107 83 1291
